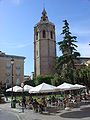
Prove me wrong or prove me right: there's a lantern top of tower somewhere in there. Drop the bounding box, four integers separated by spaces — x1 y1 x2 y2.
34 8 55 28
42 8 47 15
41 8 48 22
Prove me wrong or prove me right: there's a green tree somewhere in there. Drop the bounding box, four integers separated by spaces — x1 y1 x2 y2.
73 68 80 84
24 80 35 87
35 74 53 86
72 64 90 88
87 64 90 88
51 73 63 86
78 65 90 87
57 20 80 84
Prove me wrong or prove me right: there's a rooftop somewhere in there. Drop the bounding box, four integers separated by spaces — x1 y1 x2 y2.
0 51 25 59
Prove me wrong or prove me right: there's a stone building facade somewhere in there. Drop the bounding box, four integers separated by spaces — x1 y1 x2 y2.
0 51 25 87
74 57 90 68
34 9 56 77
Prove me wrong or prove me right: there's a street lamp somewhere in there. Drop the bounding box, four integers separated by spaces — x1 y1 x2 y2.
21 82 24 112
11 58 14 108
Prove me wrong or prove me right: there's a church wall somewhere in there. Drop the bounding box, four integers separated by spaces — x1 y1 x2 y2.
40 39 49 57
40 57 49 74
36 57 40 76
49 40 56 57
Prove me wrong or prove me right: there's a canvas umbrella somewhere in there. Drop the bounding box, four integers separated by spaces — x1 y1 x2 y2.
29 82 56 93
56 82 74 91
6 85 22 92
24 84 34 92
72 84 86 89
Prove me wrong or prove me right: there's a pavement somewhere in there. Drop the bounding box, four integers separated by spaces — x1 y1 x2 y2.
0 101 90 120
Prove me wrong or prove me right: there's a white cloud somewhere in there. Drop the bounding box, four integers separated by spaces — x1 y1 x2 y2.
1 40 32 49
71 28 90 37
55 24 90 38
15 42 32 48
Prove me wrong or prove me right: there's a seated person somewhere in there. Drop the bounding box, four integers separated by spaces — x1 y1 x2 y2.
51 95 56 105
60 96 64 102
47 96 51 105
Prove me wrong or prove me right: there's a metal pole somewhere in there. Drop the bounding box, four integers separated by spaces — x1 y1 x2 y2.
22 87 24 112
11 63 13 101
11 58 14 108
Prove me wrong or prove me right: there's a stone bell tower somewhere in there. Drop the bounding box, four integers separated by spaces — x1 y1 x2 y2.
34 8 56 77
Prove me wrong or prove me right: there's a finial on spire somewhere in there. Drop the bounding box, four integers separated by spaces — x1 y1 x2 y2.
42 8 47 16
41 8 48 21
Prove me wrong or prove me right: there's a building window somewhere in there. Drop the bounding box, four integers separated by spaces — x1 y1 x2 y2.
43 30 46 38
16 64 20 85
50 31 53 39
16 64 20 77
6 63 10 76
16 64 20 69
6 63 10 87
36 32 38 40
16 78 20 85
16 69 20 76
7 63 10 69
6 78 9 88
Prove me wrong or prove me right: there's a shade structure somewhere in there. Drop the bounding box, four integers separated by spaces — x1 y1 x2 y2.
56 82 74 91
6 85 22 92
24 85 34 92
72 84 86 89
29 83 56 93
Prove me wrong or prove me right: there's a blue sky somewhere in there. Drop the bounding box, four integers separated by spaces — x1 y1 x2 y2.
0 0 90 75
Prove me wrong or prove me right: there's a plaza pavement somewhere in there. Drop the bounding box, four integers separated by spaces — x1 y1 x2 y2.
0 101 90 120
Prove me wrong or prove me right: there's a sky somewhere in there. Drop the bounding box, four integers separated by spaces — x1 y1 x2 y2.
0 0 90 75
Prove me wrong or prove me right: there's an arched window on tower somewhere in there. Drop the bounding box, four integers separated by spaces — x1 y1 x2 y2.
36 32 38 40
50 31 53 39
43 30 46 38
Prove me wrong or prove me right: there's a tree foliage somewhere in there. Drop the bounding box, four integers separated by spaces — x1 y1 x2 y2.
51 73 63 86
73 65 90 88
57 20 80 84
24 80 35 87
35 74 53 86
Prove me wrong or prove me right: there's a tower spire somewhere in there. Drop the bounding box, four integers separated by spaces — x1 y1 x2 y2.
41 7 48 21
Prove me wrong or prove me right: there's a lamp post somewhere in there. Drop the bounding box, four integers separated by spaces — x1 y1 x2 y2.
5 79 9 101
11 58 14 108
21 82 24 112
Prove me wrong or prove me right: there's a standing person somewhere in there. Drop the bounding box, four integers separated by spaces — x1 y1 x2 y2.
29 95 33 104
22 96 26 108
32 99 39 112
28 96 33 109
63 97 67 108
42 97 47 112
38 97 43 113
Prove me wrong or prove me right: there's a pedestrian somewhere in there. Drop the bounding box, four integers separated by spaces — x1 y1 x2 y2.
22 96 26 108
32 99 39 112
